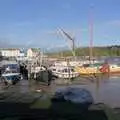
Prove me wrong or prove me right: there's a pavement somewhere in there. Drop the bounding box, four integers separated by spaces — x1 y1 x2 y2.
0 79 46 104
0 79 118 120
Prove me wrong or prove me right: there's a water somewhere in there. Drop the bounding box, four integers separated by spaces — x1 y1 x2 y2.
56 75 120 108
0 75 120 108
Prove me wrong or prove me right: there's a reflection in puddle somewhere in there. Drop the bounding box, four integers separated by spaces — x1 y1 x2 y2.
1 74 120 108
56 75 120 108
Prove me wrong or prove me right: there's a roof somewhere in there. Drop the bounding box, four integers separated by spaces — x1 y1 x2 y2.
0 48 20 51
30 48 40 52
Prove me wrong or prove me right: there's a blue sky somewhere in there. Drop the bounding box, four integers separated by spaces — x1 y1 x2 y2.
0 0 120 49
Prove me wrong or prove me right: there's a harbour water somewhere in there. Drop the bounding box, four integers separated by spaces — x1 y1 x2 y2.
0 74 120 108
56 75 120 108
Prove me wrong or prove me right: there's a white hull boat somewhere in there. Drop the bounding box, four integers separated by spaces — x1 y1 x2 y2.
49 66 79 79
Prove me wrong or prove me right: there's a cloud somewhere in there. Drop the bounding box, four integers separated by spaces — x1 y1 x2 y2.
39 28 87 36
107 20 120 26
0 27 87 49
0 39 25 48
0 39 11 48
29 28 87 47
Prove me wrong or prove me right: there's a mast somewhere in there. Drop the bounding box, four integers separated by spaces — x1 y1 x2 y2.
89 6 94 62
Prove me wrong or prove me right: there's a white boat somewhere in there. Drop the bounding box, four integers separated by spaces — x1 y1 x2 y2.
49 66 79 79
109 63 120 73
0 61 21 85
1 60 20 73
31 66 47 73
1 73 21 85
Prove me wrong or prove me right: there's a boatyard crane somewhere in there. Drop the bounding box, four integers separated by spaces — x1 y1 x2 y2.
58 28 76 57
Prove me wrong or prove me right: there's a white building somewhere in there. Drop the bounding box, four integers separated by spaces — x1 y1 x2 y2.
1 49 20 57
27 48 40 58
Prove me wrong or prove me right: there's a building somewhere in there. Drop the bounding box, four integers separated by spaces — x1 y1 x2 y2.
0 51 2 61
0 48 20 57
27 48 40 58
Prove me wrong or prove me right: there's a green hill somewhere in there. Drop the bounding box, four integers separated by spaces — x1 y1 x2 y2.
47 45 120 57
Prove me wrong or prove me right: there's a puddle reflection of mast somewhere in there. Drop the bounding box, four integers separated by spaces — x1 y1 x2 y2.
95 77 100 100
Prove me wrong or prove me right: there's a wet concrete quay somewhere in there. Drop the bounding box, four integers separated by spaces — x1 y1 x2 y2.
0 75 120 108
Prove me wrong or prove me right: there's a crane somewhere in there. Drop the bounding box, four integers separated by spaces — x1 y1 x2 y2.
58 28 76 57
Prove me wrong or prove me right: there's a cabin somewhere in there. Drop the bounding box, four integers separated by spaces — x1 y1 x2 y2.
27 48 40 58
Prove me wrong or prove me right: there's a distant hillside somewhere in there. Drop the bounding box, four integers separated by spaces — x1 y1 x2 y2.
47 45 120 57
47 46 69 53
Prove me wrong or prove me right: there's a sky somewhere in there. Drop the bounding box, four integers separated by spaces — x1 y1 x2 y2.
0 0 120 50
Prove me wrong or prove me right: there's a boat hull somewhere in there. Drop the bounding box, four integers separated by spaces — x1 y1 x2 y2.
75 66 120 75
53 72 80 79
75 67 101 75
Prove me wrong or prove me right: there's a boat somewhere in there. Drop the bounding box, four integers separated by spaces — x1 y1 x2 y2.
49 66 80 79
1 73 21 85
0 60 20 74
104 57 120 73
109 63 120 73
75 61 120 75
0 61 21 85
75 62 104 75
30 66 47 73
